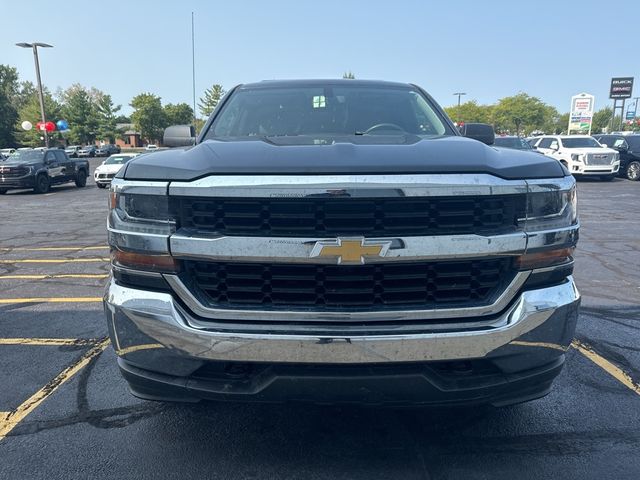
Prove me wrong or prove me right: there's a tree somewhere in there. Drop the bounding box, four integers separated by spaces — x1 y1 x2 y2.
94 92 121 143
14 88 63 147
14 81 36 112
491 93 556 134
198 84 225 118
342 71 356 79
552 113 570 135
130 93 166 143
114 114 130 124
61 84 98 145
592 107 613 134
0 65 20 148
164 103 194 126
444 100 493 124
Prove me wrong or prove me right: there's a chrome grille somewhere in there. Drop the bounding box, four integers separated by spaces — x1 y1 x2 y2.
585 153 613 166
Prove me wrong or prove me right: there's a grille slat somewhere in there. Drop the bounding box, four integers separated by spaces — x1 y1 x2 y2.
172 196 524 237
185 259 513 311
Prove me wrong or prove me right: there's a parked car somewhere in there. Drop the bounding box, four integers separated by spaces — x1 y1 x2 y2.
95 144 121 157
0 148 89 194
494 136 541 152
532 135 620 180
592 134 640 181
0 148 16 157
78 145 98 157
94 153 138 188
64 145 82 158
144 144 159 151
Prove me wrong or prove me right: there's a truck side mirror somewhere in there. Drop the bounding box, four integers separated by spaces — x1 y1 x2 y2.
460 123 495 146
163 125 196 147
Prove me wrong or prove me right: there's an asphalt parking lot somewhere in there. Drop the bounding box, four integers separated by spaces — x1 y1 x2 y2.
0 161 639 479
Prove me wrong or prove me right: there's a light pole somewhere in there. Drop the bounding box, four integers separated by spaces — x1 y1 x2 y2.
453 92 466 125
16 42 53 147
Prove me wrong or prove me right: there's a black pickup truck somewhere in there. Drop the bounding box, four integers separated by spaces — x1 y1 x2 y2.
105 79 580 407
0 148 89 194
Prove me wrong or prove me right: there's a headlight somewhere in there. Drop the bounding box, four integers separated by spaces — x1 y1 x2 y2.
570 154 583 162
520 185 577 232
108 191 175 235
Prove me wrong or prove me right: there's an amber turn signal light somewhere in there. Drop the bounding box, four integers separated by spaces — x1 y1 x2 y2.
515 247 574 270
111 250 179 273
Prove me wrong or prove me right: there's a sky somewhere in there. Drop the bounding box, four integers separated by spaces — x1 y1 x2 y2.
1 0 639 116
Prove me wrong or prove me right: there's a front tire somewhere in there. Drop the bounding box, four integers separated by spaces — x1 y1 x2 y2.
626 161 640 181
0 189 7 195
34 174 50 194
75 171 87 188
97 183 106 189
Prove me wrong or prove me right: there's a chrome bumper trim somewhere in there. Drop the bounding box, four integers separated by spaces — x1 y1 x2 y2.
163 271 531 322
169 232 528 264
104 277 580 364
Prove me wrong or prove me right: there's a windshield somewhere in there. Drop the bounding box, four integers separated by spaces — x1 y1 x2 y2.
8 150 44 162
561 137 601 148
206 85 451 140
493 137 532 150
104 155 132 165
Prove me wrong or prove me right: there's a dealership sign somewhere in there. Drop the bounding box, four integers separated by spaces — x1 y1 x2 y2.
609 77 634 99
626 101 637 120
568 93 595 134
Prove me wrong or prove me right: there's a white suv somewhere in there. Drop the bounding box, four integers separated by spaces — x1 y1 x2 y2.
532 135 620 180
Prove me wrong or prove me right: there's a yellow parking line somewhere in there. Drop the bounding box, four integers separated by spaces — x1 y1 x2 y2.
0 246 108 252
572 339 640 396
0 338 110 441
0 258 109 264
0 338 98 346
0 297 103 304
0 274 109 280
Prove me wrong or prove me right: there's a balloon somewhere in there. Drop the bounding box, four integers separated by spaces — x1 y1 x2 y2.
45 121 56 132
56 119 69 131
36 121 45 131
21 121 33 131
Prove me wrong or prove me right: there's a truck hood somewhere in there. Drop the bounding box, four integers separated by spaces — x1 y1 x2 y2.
95 164 125 175
563 148 617 155
0 159 41 167
121 136 567 181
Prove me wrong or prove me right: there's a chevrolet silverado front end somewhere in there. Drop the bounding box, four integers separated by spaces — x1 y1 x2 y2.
104 80 580 406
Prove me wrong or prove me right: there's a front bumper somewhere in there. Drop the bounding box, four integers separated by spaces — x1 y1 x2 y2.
104 277 580 405
571 162 620 175
0 175 35 189
94 174 115 185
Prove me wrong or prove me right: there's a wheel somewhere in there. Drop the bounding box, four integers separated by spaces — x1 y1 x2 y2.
626 161 640 181
97 183 106 189
75 170 87 188
34 174 50 194
600 175 615 182
0 189 7 195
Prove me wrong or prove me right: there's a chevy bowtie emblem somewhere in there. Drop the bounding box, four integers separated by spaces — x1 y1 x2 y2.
310 238 392 264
